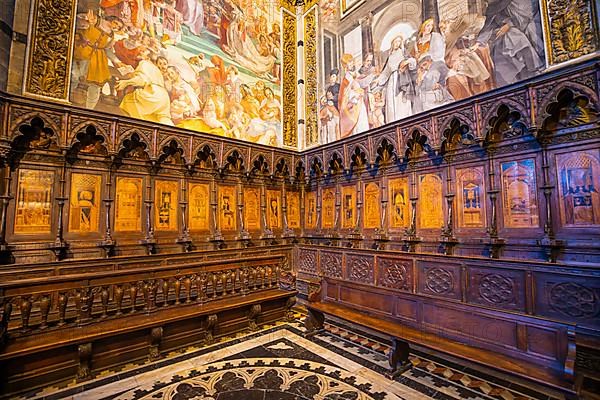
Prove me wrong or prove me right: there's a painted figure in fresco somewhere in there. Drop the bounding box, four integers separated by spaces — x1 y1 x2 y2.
72 10 114 110
326 69 341 109
175 0 204 35
477 0 544 86
165 65 201 122
372 35 415 124
414 55 454 112
259 87 282 122
319 94 340 143
116 49 173 125
339 54 369 138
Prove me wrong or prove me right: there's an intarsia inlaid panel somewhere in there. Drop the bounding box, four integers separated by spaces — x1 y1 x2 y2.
389 178 409 229
341 185 356 229
155 180 179 231
305 191 317 229
501 159 539 228
286 192 300 229
456 167 486 228
115 177 143 232
189 183 210 231
556 150 600 227
244 187 261 231
267 190 282 229
418 173 444 230
218 186 237 232
363 183 380 229
68 173 101 234
14 169 54 234
322 188 335 229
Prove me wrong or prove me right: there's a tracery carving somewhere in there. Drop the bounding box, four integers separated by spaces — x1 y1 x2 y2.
379 259 409 291
117 133 150 162
484 105 529 144
348 256 373 284
298 250 317 273
541 88 598 132
321 252 342 278
440 118 475 154
478 274 514 305
195 145 217 169
549 282 599 318
157 140 185 166
67 125 109 161
425 268 453 295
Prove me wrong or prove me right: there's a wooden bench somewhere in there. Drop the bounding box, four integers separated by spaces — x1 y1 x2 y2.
305 298 575 393
0 255 296 397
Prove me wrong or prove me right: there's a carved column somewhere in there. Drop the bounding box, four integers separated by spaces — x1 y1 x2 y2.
374 171 389 247
537 143 564 262
260 179 274 242
237 176 251 246
50 161 68 261
403 170 420 252
99 166 115 257
0 165 13 253
282 178 295 239
486 150 505 258
177 177 192 252
210 174 224 246
315 180 323 235
299 182 306 238
440 165 458 255
140 176 156 254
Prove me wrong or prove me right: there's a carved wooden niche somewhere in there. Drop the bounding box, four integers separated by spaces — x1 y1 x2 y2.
305 191 317 229
363 182 381 229
14 169 54 234
286 191 301 229
114 177 143 232
189 183 210 231
341 185 356 229
218 185 237 231
155 180 179 231
501 159 539 228
418 173 443 230
556 149 600 227
244 187 261 231
267 190 282 229
389 178 409 229
68 173 102 234
322 188 335 229
456 167 486 229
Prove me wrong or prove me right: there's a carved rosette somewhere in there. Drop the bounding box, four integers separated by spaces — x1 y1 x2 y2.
347 255 373 284
321 251 342 278
303 7 319 147
541 0 599 65
282 10 298 148
378 258 410 291
25 0 76 100
549 282 599 318
298 249 317 274
425 268 453 295
478 274 515 305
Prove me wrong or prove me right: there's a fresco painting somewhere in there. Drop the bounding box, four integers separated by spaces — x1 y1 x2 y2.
71 0 284 147
318 0 546 143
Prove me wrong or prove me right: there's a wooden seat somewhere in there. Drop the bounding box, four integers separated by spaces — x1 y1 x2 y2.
305 299 574 393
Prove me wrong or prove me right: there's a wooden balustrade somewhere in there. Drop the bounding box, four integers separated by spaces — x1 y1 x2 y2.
0 255 284 345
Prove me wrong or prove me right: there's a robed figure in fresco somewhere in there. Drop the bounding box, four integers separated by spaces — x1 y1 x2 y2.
477 0 544 86
338 54 369 138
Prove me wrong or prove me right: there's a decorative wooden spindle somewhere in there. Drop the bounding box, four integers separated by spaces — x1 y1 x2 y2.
39 294 51 329
99 167 115 257
183 276 192 303
210 273 218 298
161 279 169 306
0 165 13 256
57 292 68 325
50 162 68 261
114 285 124 315
441 166 458 255
141 179 156 254
177 178 192 252
20 296 32 332
174 278 182 305
100 287 109 318
198 273 207 303
129 284 138 313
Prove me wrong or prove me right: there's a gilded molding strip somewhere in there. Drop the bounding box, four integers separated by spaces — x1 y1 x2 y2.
24 0 76 101
282 10 298 148
541 0 599 65
304 6 319 147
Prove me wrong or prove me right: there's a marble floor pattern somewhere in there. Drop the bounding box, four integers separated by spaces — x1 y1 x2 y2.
19 318 565 400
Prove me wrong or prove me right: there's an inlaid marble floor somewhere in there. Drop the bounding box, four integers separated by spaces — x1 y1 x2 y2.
20 318 565 400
